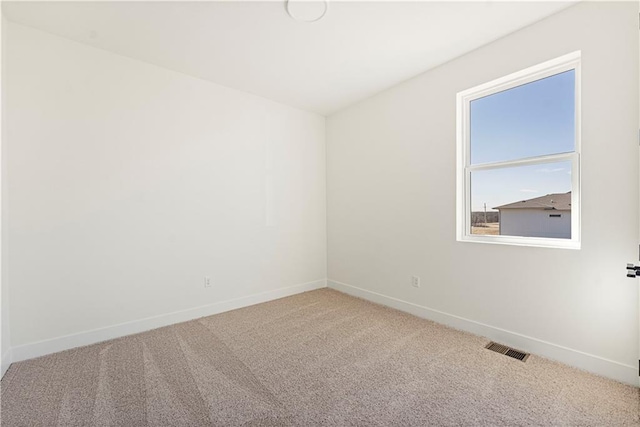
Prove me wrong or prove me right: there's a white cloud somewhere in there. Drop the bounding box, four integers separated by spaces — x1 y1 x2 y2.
520 189 539 193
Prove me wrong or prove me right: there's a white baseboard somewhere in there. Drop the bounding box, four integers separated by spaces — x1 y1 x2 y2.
1 348 12 379
11 279 327 363
328 279 638 387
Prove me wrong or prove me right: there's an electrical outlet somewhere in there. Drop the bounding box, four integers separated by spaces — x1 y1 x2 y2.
204 277 212 288
411 276 421 288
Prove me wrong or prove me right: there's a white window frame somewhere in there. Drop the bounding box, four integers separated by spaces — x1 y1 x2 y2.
456 51 581 249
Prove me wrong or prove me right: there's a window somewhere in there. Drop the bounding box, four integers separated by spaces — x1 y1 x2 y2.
456 52 580 249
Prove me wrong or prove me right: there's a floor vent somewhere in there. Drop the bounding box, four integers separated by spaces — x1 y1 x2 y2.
485 342 530 362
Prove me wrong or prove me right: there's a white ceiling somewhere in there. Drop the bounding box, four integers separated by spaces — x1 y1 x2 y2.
3 1 576 115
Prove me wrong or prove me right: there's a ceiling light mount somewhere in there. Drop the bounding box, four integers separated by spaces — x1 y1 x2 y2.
286 0 328 23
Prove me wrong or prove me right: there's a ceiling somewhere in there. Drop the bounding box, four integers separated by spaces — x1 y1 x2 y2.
3 1 576 115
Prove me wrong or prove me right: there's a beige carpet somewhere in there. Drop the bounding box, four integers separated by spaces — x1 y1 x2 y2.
1 288 638 426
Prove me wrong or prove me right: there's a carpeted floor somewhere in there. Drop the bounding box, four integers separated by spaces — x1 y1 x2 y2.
1 288 638 426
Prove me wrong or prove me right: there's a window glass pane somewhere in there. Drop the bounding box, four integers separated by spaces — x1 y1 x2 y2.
470 70 575 165
470 161 572 239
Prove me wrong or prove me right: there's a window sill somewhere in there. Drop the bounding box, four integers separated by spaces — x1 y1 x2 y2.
457 234 580 250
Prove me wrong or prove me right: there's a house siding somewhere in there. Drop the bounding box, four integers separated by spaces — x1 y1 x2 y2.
499 209 571 239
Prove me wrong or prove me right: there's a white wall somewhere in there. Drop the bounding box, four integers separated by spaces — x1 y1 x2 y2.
327 2 639 385
0 14 9 378
4 22 326 355
499 209 571 239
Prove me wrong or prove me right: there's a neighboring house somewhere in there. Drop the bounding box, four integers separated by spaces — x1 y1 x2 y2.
494 192 571 239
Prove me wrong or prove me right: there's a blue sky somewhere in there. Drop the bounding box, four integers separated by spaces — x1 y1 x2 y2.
470 70 575 212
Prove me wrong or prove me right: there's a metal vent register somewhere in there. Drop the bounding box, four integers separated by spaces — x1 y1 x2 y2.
485 342 530 362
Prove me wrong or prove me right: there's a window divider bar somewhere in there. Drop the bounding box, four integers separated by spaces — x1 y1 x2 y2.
467 152 576 172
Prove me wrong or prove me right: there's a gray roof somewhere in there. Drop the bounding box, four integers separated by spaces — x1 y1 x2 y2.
494 192 571 211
